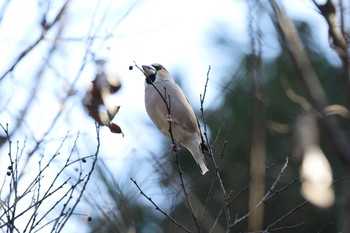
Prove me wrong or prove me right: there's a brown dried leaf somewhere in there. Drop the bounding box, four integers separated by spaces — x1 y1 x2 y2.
108 123 123 135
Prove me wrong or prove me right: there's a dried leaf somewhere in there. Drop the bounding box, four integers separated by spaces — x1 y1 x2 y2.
108 123 123 136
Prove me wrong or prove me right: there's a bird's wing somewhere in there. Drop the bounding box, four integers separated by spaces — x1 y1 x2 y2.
163 82 199 134
169 97 208 153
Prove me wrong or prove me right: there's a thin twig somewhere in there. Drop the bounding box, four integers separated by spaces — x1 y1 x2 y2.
200 65 211 148
265 177 299 202
0 178 71 228
263 201 309 232
268 221 305 232
227 163 276 207
0 0 69 82
7 5 67 141
130 178 191 233
56 124 100 231
230 157 289 228
209 204 224 233
200 139 228 227
167 85 200 232
174 150 200 231
316 211 334 233
200 66 231 226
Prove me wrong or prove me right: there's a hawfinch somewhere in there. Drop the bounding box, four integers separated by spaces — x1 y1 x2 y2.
142 63 209 175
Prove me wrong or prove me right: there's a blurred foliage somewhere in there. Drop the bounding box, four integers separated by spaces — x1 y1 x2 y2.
174 20 346 232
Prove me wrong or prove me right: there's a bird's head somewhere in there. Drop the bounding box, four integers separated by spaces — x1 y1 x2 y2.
142 63 172 84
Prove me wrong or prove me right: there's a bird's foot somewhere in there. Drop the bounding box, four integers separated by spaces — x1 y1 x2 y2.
169 143 180 154
166 114 175 123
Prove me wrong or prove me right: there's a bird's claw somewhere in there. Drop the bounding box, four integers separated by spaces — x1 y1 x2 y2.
166 114 175 122
169 143 180 154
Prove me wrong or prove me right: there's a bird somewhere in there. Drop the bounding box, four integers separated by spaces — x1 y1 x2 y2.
142 63 209 175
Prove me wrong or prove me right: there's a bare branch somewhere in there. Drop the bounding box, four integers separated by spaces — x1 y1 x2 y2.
198 66 233 229
230 157 289 229
263 201 308 232
268 0 350 165
0 0 69 82
312 0 348 62
130 177 191 233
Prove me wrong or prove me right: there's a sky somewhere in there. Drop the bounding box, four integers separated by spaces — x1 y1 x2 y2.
0 0 342 232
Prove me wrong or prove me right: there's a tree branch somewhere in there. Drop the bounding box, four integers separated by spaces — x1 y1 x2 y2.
130 177 191 233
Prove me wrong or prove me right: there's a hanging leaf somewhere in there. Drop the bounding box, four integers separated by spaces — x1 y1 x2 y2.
108 123 123 136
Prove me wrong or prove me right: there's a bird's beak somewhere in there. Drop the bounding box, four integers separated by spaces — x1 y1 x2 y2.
142 65 156 77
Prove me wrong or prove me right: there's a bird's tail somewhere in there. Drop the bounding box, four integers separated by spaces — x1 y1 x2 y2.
185 138 209 175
